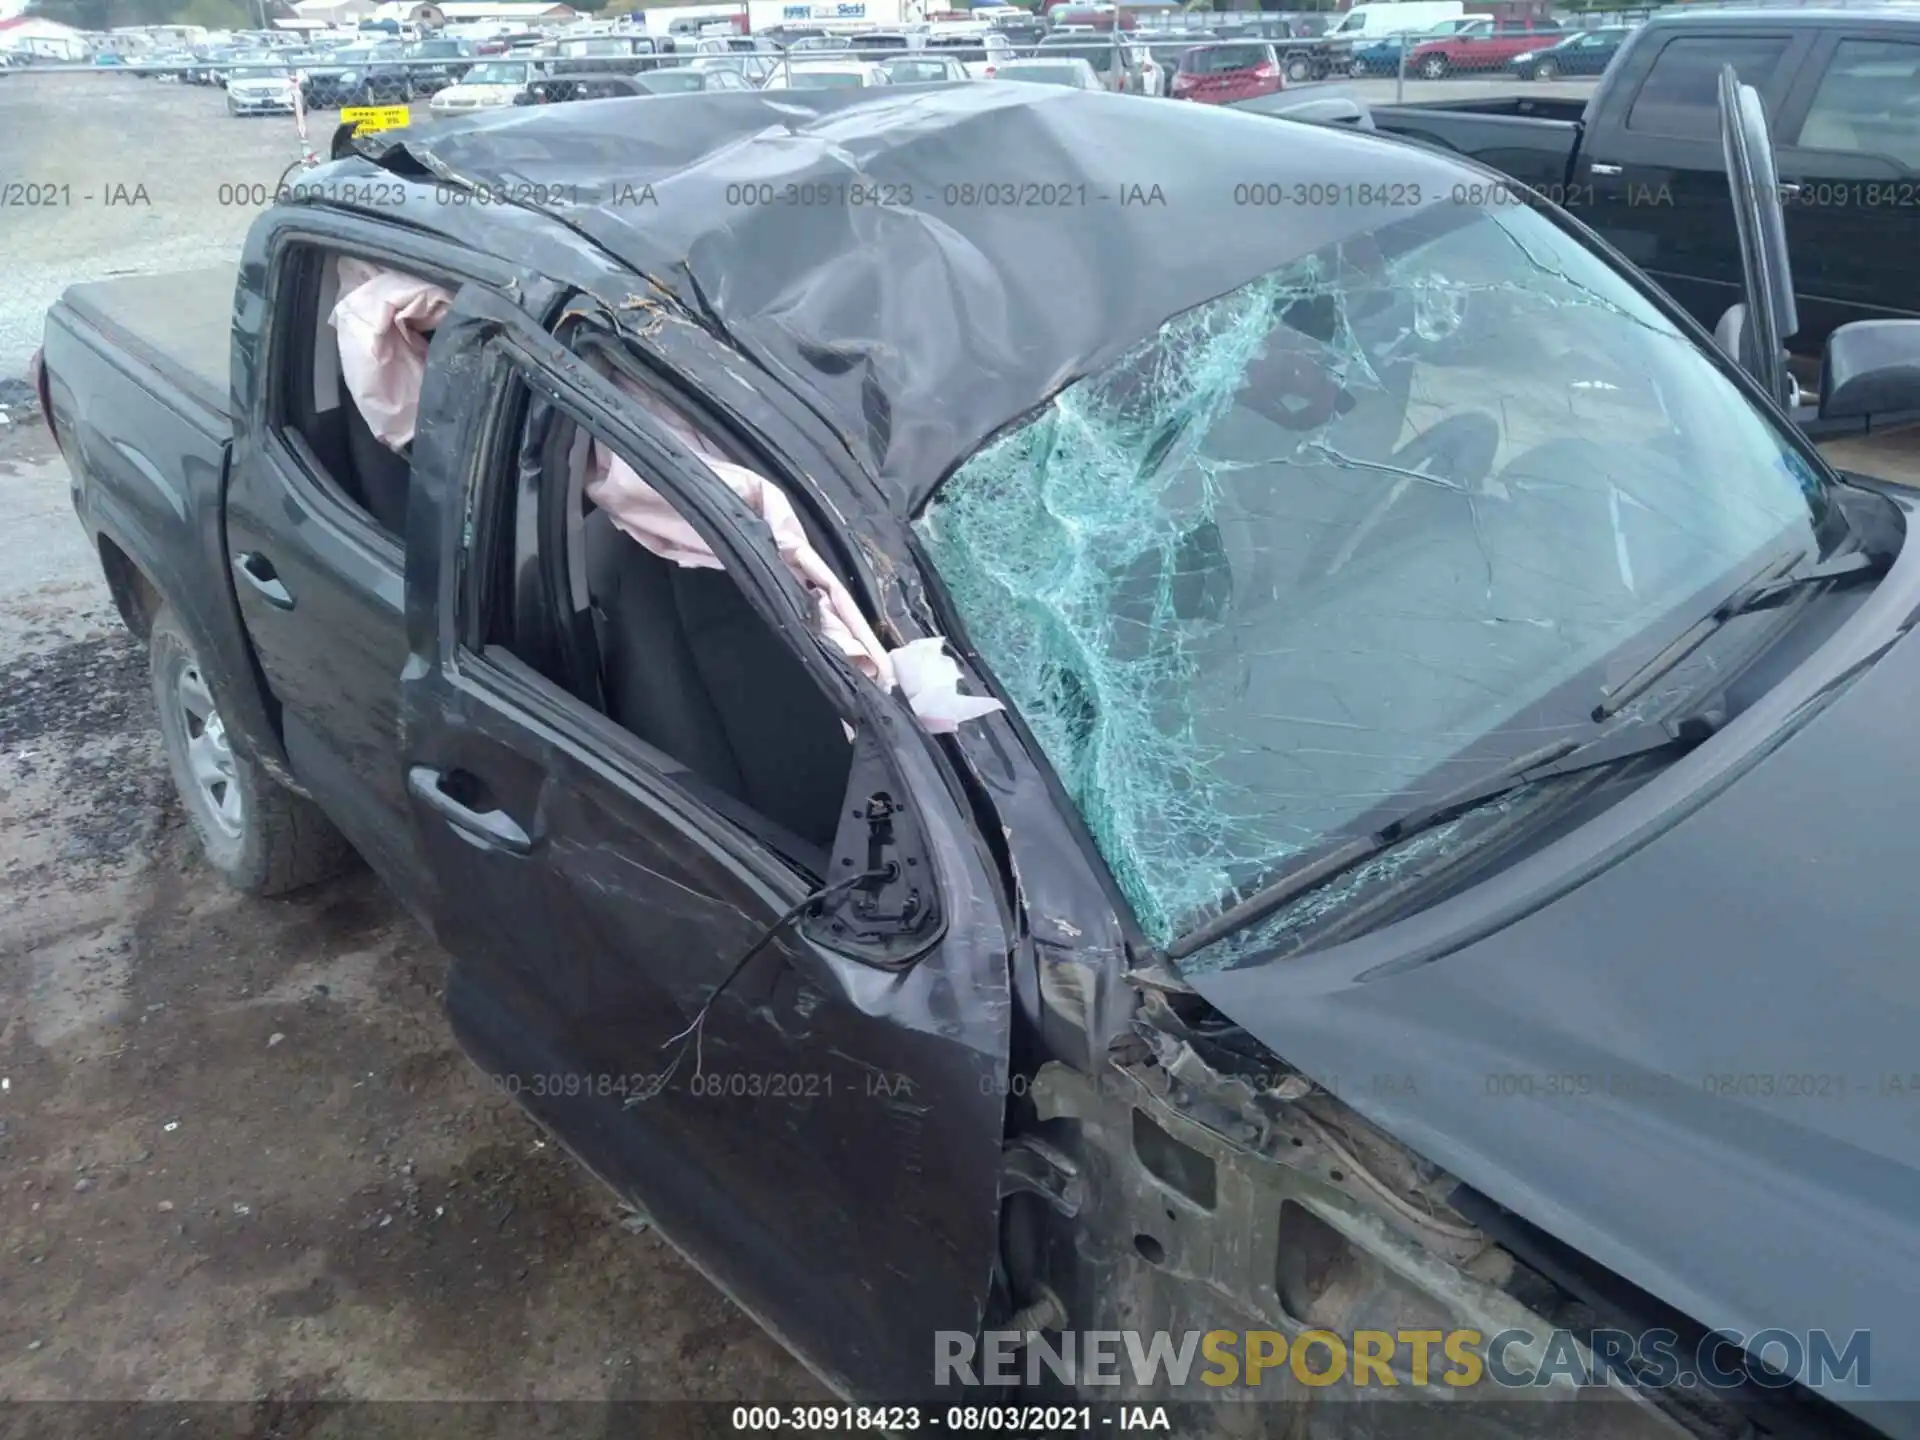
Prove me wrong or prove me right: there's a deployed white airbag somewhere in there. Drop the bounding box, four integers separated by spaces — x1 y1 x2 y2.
329 257 455 451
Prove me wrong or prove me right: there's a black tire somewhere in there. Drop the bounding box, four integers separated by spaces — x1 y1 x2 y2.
1420 54 1449 79
149 606 353 896
1532 59 1556 81
1285 53 1313 83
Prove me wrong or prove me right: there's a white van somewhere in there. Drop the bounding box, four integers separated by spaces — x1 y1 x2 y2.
1327 1 1465 41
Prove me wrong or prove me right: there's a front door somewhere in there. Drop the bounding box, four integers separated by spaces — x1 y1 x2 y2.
399 287 1015 1401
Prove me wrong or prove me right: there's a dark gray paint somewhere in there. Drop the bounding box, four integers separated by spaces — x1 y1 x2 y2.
1195 489 1920 1427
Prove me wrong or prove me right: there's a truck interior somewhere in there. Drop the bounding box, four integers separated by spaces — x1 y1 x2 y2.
491 349 860 871
272 244 859 868
274 246 443 538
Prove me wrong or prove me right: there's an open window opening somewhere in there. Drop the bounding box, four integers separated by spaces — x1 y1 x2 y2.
271 244 453 539
484 353 860 877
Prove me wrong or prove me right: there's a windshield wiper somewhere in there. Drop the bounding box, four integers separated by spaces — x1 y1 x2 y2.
1164 709 1724 962
1595 544 1891 722
1165 536 1898 961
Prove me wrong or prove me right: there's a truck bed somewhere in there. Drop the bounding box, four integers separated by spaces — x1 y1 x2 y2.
1369 99 1583 195
1375 95 1590 124
60 265 238 423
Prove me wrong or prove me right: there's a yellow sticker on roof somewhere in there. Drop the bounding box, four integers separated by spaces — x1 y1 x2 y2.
341 105 412 133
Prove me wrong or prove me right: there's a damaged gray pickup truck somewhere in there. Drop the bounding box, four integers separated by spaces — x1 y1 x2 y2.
34 82 1920 1439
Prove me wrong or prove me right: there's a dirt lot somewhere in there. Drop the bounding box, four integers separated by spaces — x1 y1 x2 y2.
0 420 822 1430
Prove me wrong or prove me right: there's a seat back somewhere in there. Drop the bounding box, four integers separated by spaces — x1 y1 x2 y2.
583 510 749 800
582 509 851 851
342 378 413 536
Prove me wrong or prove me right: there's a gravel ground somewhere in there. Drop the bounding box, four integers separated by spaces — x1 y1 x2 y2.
0 421 822 1428
0 71 316 380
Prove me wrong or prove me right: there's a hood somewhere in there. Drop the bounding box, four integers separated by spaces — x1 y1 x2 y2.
1192 492 1920 1427
230 75 294 92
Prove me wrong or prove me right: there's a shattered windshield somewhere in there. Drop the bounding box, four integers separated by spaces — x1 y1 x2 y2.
916 199 1829 959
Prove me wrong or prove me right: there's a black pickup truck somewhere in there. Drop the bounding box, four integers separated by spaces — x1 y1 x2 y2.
33 84 1920 1433
1368 6 1920 352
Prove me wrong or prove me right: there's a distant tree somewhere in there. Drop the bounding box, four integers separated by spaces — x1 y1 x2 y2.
27 0 120 30
29 0 284 27
175 0 260 26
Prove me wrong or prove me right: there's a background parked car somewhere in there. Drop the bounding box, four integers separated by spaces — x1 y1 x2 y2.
226 59 299 114
923 30 1017 78
682 52 777 85
475 30 544 55
1406 15 1566 77
992 14 1048 47
549 33 665 76
183 46 232 84
402 36 474 95
846 29 923 52
1140 32 1217 87
990 55 1102 88
1035 33 1150 92
514 67 752 104
761 59 892 88
428 56 550 114
301 42 412 106
138 48 197 79
1172 40 1283 103
878 53 972 84
1507 25 1631 79
1346 17 1480 76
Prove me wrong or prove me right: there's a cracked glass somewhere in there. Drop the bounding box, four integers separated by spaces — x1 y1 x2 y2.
916 199 1828 957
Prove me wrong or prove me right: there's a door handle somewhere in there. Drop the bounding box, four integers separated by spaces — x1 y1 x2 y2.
233 551 294 610
1589 162 1623 177
408 765 532 856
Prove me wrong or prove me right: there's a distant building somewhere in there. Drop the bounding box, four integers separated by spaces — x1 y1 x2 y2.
0 15 90 58
291 0 378 23
412 0 577 24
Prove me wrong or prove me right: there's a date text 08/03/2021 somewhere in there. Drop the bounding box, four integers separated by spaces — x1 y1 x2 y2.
728 1405 1168 1435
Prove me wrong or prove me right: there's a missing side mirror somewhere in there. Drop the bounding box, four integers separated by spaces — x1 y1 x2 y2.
798 721 946 971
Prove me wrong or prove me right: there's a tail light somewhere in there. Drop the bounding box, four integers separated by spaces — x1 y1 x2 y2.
983 63 996 76
1171 70 1193 94
1251 59 1279 80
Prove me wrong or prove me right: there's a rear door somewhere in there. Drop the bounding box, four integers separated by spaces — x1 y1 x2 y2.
1772 28 1920 349
225 211 517 899
1575 26 1811 333
400 286 1016 1400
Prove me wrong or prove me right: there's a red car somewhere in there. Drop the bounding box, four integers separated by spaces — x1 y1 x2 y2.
1170 40 1283 103
1405 17 1567 77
